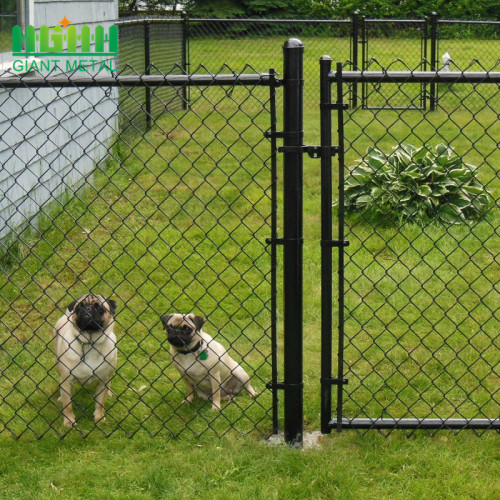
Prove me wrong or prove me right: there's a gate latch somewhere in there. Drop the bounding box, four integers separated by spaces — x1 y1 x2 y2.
278 145 340 158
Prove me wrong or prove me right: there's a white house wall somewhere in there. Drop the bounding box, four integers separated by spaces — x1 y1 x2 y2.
0 0 119 241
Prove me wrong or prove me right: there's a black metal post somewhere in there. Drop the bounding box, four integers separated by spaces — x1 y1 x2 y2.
351 11 359 108
360 15 367 108
320 55 333 434
269 68 279 436
181 11 189 110
430 12 438 111
334 62 346 434
422 16 429 109
144 20 152 130
282 38 304 446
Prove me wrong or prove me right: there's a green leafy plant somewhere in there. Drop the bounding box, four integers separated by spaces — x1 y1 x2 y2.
343 143 491 225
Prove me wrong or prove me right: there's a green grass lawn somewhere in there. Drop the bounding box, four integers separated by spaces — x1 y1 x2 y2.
1 35 499 498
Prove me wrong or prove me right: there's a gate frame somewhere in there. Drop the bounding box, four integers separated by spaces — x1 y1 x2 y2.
320 64 500 433
360 17 430 110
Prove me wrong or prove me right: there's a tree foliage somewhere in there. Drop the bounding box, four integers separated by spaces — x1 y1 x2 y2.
119 0 499 19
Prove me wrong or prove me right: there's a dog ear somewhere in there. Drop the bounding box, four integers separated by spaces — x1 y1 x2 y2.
161 314 173 327
190 314 206 331
67 299 77 312
107 299 117 315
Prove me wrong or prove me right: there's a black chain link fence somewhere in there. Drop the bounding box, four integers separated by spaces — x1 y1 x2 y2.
1 16 499 439
117 18 186 135
335 69 500 432
115 14 499 126
0 66 279 438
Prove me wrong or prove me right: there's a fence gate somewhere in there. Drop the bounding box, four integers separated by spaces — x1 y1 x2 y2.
360 18 429 110
320 59 500 432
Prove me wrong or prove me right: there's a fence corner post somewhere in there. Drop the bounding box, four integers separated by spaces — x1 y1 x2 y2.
181 10 189 110
144 20 152 131
430 11 438 111
282 38 304 446
351 11 359 108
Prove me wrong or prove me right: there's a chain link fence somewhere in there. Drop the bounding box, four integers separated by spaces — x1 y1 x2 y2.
117 18 186 135
330 68 500 432
116 15 499 109
1 17 499 440
0 66 279 438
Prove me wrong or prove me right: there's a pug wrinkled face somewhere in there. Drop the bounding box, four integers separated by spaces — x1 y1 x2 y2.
161 313 206 348
69 295 117 332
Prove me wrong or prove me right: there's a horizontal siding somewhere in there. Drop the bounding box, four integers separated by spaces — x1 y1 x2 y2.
0 87 118 155
0 0 119 241
0 123 115 239
34 1 117 27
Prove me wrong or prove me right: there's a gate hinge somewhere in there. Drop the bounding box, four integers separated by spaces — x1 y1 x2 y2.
264 130 303 139
320 102 349 110
321 377 349 386
321 239 350 248
266 237 304 246
266 381 303 391
278 145 340 158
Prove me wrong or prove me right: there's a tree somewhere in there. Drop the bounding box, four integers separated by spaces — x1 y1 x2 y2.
119 0 183 15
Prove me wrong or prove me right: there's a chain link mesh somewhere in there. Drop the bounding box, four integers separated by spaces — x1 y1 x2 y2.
0 66 277 438
339 69 500 433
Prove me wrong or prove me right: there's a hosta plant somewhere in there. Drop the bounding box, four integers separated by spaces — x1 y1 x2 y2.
343 143 491 225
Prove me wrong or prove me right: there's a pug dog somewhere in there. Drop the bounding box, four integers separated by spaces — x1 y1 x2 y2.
161 313 258 411
52 294 117 428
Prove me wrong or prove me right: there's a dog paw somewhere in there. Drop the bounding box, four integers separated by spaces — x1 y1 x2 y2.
63 418 77 428
94 412 106 423
210 404 221 412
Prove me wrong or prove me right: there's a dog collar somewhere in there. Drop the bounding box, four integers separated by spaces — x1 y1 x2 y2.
75 332 104 345
178 339 204 355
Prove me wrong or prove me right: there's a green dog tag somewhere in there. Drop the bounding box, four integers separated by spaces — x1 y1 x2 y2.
199 350 208 361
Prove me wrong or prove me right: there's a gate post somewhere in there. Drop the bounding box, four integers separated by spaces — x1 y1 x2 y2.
282 38 304 445
319 55 333 434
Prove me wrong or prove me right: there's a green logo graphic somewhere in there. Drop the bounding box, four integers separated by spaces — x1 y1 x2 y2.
12 21 118 57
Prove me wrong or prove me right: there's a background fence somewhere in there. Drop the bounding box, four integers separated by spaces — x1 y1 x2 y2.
117 17 186 135
116 14 500 113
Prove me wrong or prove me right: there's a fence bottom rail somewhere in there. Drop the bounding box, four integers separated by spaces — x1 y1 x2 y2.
329 418 500 430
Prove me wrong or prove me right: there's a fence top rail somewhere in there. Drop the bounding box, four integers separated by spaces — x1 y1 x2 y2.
0 73 281 89
363 18 426 23
116 16 183 25
331 70 500 83
439 19 500 25
188 17 351 24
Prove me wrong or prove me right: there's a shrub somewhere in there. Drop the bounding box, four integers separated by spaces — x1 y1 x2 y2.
343 143 491 225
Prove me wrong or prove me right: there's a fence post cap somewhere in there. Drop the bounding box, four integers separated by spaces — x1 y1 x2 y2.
283 38 304 49
320 55 333 61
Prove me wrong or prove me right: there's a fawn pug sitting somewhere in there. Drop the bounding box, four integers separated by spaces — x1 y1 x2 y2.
53 294 117 427
161 313 257 411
